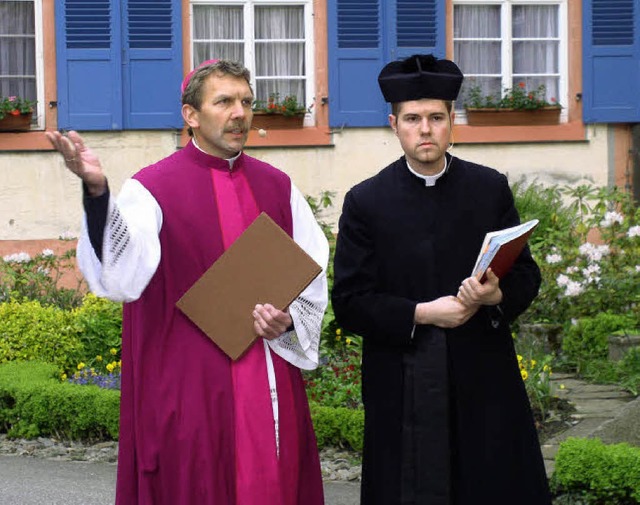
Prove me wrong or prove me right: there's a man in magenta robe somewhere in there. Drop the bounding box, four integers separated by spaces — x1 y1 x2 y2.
46 60 329 504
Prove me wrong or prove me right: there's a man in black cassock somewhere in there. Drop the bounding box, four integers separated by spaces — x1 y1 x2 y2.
331 54 551 505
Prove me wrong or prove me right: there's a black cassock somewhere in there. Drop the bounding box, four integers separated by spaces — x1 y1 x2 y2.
332 155 551 505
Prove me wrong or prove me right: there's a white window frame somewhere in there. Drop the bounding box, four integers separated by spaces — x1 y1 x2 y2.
190 0 315 122
453 0 568 123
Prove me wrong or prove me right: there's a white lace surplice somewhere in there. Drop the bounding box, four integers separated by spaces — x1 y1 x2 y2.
77 178 329 371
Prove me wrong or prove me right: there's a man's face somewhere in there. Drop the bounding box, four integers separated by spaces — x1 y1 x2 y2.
389 99 454 175
182 73 254 158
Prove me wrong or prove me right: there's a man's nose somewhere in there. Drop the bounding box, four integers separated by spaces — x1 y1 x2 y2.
230 101 247 118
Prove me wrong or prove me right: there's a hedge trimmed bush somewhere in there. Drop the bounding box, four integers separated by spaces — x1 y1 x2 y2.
551 437 640 504
0 300 85 372
0 361 119 441
310 403 364 452
563 312 638 366
0 361 364 451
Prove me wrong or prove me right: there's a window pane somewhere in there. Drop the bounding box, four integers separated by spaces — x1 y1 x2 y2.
455 41 501 74
0 1 36 103
256 79 304 106
192 5 244 65
255 6 304 39
513 41 559 74
457 77 502 108
254 6 305 104
513 5 558 38
453 5 500 38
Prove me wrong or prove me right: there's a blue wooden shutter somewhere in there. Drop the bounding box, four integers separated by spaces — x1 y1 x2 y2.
123 0 183 129
328 0 445 128
56 0 123 130
583 0 640 123
328 0 386 127
393 0 443 60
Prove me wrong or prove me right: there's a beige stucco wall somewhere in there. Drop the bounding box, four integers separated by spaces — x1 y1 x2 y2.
0 124 610 240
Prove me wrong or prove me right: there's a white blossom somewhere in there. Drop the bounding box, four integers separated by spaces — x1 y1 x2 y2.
628 226 640 238
3 252 31 263
37 266 50 275
41 248 54 257
546 253 562 264
582 264 601 284
556 274 570 287
600 211 624 228
564 280 585 297
579 242 609 263
636 265 640 273
566 266 580 274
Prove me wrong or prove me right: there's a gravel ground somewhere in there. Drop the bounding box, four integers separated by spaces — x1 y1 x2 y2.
0 435 362 482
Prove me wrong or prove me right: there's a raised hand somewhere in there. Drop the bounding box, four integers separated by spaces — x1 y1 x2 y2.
45 130 107 197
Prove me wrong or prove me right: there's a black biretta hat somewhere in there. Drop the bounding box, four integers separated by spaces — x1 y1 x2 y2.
378 54 464 103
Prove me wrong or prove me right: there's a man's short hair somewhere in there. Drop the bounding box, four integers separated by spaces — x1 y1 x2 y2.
182 60 253 111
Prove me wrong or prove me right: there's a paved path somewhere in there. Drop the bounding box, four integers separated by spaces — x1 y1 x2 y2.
541 373 636 475
0 456 360 505
0 373 635 504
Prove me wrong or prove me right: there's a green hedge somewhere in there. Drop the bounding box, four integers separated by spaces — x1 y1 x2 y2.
0 361 119 441
0 361 365 451
309 403 364 452
551 437 640 504
0 300 85 372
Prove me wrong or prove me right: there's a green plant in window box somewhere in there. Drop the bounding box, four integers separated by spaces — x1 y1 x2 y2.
463 83 562 126
252 93 310 117
0 95 36 120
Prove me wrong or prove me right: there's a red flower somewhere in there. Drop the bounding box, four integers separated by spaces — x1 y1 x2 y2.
10 110 20 116
518 82 526 88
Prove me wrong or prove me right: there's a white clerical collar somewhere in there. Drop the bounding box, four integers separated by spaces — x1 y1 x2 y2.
406 155 451 187
191 138 242 169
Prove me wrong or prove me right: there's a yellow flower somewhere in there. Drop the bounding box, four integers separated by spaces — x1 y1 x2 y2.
543 364 550 372
60 373 67 381
106 363 115 373
521 370 528 381
77 362 85 370
95 355 103 362
335 335 341 341
118 360 122 368
559 384 565 390
110 348 118 355
517 354 523 363
336 328 342 336
530 359 537 367
345 338 352 345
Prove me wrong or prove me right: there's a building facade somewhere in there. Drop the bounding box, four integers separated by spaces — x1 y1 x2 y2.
0 0 638 240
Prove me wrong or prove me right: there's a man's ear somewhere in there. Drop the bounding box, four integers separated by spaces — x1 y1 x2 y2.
182 104 199 129
388 114 397 133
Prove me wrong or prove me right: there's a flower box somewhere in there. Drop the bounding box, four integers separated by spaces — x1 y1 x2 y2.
251 111 305 130
0 112 34 132
465 107 561 127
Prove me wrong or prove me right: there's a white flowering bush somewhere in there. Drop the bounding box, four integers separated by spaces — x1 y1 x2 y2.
516 183 640 329
0 248 86 309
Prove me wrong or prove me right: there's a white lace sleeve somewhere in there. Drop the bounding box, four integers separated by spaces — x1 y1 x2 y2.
266 183 330 370
77 179 163 302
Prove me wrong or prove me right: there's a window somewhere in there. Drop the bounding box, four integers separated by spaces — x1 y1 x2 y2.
453 0 567 118
0 0 43 128
191 0 313 112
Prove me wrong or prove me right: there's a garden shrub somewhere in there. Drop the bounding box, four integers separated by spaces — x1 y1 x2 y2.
563 312 638 367
0 361 119 441
551 437 640 504
73 293 122 362
0 300 85 372
309 403 364 452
